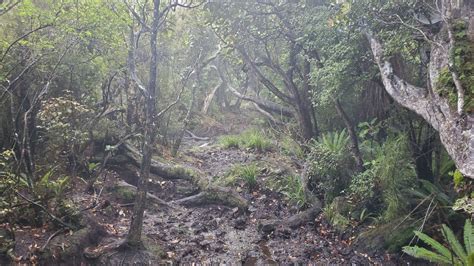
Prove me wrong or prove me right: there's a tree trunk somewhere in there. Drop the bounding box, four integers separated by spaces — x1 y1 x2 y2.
334 98 365 172
367 1 474 178
172 85 196 156
124 0 160 248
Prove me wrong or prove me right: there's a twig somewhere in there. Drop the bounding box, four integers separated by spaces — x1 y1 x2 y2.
14 190 76 229
40 228 65 252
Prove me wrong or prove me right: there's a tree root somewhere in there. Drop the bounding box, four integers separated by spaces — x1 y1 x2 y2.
115 180 177 210
284 200 322 228
97 142 249 210
172 186 248 210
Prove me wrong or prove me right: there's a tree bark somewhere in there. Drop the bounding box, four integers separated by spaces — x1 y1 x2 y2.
124 0 160 248
367 4 474 179
334 98 365 172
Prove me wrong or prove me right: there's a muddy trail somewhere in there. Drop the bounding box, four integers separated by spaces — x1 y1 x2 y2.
7 115 403 265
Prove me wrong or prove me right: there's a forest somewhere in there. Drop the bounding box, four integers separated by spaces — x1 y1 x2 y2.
0 0 473 264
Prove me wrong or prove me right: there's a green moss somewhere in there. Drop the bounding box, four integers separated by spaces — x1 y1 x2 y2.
114 186 136 203
435 20 474 113
143 236 164 257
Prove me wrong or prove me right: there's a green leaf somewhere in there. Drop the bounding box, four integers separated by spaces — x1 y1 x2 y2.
414 230 452 260
402 246 452 264
465 219 474 255
441 224 467 262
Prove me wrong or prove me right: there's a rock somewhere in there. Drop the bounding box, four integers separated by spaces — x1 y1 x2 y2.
233 216 247 230
258 221 276 234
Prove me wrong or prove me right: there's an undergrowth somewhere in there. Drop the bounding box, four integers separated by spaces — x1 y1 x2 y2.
218 163 259 189
218 129 272 152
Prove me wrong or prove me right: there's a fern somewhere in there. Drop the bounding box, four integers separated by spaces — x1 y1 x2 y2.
465 219 474 255
319 129 349 154
403 246 453 264
442 224 467 262
403 219 474 265
414 231 452 260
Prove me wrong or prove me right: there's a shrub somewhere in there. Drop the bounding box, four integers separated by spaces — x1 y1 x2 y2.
38 94 93 165
306 141 352 202
348 169 376 202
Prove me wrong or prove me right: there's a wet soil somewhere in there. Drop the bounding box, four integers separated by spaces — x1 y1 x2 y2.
2 113 406 265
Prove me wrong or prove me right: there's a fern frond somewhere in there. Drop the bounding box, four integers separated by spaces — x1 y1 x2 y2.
402 246 453 264
441 224 467 261
414 230 452 259
464 219 474 255
419 179 452 205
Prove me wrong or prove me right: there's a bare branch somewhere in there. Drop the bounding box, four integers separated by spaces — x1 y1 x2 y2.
0 24 52 62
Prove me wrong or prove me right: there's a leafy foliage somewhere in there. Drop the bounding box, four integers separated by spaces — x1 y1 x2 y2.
306 131 353 202
403 220 474 265
318 129 349 154
280 175 308 208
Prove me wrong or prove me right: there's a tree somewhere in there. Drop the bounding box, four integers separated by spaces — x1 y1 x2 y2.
360 0 474 178
122 0 203 248
208 1 321 140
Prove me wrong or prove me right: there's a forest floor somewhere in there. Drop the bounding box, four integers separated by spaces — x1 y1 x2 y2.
5 112 408 265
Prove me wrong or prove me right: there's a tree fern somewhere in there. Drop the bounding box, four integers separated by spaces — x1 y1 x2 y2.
403 219 474 266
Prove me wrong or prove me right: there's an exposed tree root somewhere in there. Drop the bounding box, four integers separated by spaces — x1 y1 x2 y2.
115 180 177 210
172 186 248 210
284 199 322 228
121 143 203 184
95 142 249 210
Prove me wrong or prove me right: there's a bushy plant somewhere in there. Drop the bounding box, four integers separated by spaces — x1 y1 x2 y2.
242 130 272 152
218 135 240 149
38 94 93 164
306 140 352 202
221 163 259 189
370 136 417 221
403 219 474 265
318 129 349 154
348 169 376 202
280 175 307 208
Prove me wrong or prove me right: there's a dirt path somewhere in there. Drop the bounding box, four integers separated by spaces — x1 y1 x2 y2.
129 133 394 264
5 116 401 265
